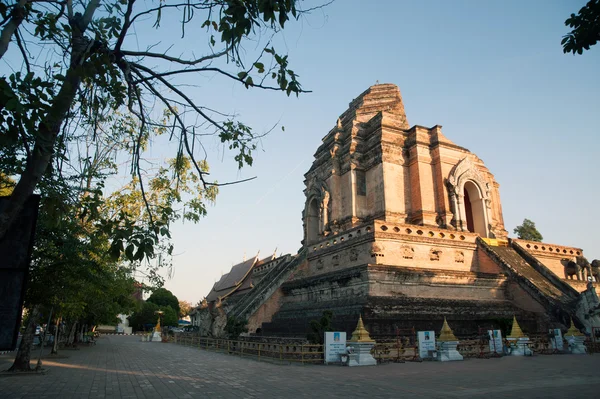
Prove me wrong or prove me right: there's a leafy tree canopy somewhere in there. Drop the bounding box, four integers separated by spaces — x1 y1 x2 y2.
0 173 14 195
1 0 329 371
129 301 178 331
147 287 179 314
9 175 139 370
225 316 248 339
307 310 333 344
513 218 543 242
0 0 324 262
562 0 600 54
178 300 192 318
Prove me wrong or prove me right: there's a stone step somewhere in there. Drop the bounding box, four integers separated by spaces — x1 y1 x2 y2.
477 238 576 328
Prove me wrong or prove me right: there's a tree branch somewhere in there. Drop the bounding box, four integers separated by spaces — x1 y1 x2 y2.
121 47 230 66
127 2 213 27
114 0 136 53
130 62 225 133
15 28 30 74
133 90 158 241
132 65 310 93
206 176 256 187
80 0 100 32
0 0 28 61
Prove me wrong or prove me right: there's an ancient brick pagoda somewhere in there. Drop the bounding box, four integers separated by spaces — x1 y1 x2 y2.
192 84 599 339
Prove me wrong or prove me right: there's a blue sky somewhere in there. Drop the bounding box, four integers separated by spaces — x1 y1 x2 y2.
153 0 600 302
3 1 597 303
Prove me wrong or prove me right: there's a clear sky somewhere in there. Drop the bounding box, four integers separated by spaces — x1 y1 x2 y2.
3 1 598 304
153 0 600 303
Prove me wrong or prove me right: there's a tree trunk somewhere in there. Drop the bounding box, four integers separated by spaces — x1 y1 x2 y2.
7 305 40 372
66 321 76 346
0 0 28 60
74 323 82 344
51 317 60 354
0 1 101 241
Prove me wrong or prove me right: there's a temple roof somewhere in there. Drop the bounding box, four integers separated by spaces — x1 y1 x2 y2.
204 251 281 302
206 256 258 302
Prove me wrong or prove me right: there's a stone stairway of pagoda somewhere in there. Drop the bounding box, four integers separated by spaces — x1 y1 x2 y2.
230 249 306 321
477 237 579 327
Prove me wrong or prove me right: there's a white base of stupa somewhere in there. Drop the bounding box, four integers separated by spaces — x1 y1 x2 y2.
436 341 463 361
566 335 587 354
347 342 377 366
151 331 162 342
506 338 532 356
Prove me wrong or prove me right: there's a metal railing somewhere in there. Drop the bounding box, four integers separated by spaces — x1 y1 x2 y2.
174 327 600 366
371 334 600 363
174 334 323 364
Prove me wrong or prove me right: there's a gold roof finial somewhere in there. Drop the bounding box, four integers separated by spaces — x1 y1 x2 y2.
565 318 584 336
349 315 374 342
438 317 458 342
507 316 526 339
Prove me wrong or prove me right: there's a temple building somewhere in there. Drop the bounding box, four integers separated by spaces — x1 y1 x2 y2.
193 84 599 338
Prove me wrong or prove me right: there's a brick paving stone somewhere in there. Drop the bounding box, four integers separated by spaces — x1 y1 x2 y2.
1 335 600 398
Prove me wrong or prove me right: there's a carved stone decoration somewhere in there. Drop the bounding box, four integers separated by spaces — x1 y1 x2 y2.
199 297 208 309
561 258 581 280
446 157 492 236
454 251 465 263
448 158 487 192
332 254 340 266
316 258 324 270
401 245 414 259
430 248 442 261
322 189 331 232
349 248 359 262
371 243 383 257
591 259 600 282
330 145 339 159
576 255 593 281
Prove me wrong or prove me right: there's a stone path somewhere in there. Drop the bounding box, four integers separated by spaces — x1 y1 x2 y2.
1 335 600 398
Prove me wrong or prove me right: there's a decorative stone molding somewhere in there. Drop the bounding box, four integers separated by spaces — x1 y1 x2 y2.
520 240 582 257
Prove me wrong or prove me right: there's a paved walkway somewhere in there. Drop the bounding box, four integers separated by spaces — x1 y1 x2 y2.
1 335 600 398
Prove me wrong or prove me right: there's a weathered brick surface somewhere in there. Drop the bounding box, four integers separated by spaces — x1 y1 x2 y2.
477 246 503 274
200 84 587 342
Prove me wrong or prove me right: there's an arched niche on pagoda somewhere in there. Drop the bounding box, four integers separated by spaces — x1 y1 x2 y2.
303 179 331 244
446 157 492 238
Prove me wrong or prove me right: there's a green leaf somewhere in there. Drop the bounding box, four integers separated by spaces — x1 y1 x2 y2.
254 62 265 73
